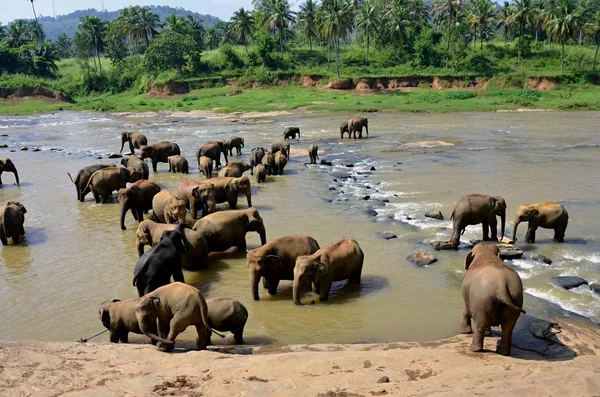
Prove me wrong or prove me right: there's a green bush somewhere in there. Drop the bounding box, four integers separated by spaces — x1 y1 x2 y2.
143 30 199 73
444 90 476 100
416 91 442 103
219 44 245 69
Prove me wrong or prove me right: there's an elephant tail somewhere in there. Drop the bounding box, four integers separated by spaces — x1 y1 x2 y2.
498 288 526 314
449 210 455 220
67 172 75 184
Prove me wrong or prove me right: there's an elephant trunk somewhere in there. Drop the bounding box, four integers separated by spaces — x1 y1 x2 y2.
137 241 145 256
139 317 174 346
500 212 506 241
250 269 260 301
512 217 521 242
293 279 303 306
257 226 266 246
246 192 252 208
119 139 126 153
120 202 128 230
12 168 19 185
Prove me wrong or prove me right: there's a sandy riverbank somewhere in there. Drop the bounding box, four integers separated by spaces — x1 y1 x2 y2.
1 315 599 397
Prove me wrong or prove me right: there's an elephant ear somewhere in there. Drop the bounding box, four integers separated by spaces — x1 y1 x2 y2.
112 298 121 302
464 251 475 270
266 255 282 270
313 261 326 282
100 308 110 326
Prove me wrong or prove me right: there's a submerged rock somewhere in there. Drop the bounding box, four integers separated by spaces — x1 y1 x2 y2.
20 146 28 151
370 166 376 171
528 253 553 265
431 241 457 251
330 172 351 179
108 152 123 159
0 144 8 148
424 211 444 220
364 209 378 217
590 283 600 295
320 160 333 166
552 276 588 290
409 250 437 266
376 232 397 240
363 195 370 200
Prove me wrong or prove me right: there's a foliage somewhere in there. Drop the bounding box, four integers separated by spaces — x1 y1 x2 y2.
143 30 199 73
104 21 128 65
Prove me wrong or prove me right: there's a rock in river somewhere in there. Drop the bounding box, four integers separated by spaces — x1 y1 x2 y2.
108 152 123 159
552 276 588 290
431 241 457 251
376 232 397 240
528 253 553 265
408 250 438 266
497 244 523 260
424 210 444 220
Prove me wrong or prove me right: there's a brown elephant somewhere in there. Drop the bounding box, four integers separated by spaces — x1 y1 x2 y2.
84 167 142 203
293 238 364 305
261 152 275 175
0 158 19 186
205 176 252 209
205 298 249 344
460 243 525 356
193 207 267 253
283 127 300 140
151 190 187 224
348 117 369 139
340 121 350 138
274 152 287 175
196 141 228 169
168 155 189 174
120 132 148 154
98 298 156 344
307 144 319 164
218 161 251 178
512 202 569 243
271 140 290 158
140 142 181 172
227 136 245 156
135 282 223 351
199 155 213 178
450 194 507 246
255 164 267 183
248 235 320 301
249 147 267 175
177 180 216 220
135 220 209 269
121 155 149 180
68 164 116 202
118 180 161 230
0 201 26 245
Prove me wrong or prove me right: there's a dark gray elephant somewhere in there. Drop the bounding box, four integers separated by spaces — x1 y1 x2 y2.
120 132 148 154
68 164 117 202
283 127 300 140
450 194 507 246
140 142 181 173
197 141 228 169
0 201 26 245
340 122 350 138
249 147 267 175
512 202 569 243
227 136 245 156
271 140 290 158
121 155 149 180
0 158 19 186
460 243 525 356
348 117 369 139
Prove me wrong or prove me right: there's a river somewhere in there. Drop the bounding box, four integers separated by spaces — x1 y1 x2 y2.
0 110 598 345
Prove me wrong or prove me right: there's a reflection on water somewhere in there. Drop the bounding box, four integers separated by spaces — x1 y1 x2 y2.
0 110 599 345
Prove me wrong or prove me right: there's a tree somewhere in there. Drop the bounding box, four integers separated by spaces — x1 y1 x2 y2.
185 15 205 49
496 2 512 46
56 32 72 58
320 0 350 77
27 43 60 76
143 30 197 73
205 26 222 50
132 7 161 49
385 5 410 61
434 0 462 67
27 0 42 46
105 21 128 65
355 0 380 64
472 0 495 49
78 16 108 72
229 8 254 52
298 0 318 53
261 0 296 54
7 20 30 48
507 0 534 60
585 11 600 70
165 14 188 35
546 0 577 73
28 21 45 44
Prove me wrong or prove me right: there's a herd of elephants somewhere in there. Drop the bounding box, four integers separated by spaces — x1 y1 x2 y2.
0 115 571 356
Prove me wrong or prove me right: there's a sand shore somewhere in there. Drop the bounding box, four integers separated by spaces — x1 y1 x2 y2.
1 315 599 397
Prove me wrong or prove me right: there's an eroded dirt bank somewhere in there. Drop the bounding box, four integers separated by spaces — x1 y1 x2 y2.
1 316 599 397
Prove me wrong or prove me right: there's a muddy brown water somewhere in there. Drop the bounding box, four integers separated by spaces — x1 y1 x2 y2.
0 110 598 346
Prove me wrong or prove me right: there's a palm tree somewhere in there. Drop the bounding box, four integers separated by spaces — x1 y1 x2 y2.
165 14 187 34
28 43 60 76
186 15 205 48
56 32 72 58
434 0 462 68
229 8 254 52
575 0 593 45
0 23 6 42
408 0 430 26
320 0 350 77
27 0 43 46
29 20 45 44
262 0 296 54
385 5 411 61
543 0 557 49
7 20 30 48
205 27 221 50
298 0 318 53
507 0 534 60
531 0 545 41
355 0 380 64
496 2 512 46
132 7 161 49
78 16 108 72
472 0 495 49
585 11 600 70
546 0 577 73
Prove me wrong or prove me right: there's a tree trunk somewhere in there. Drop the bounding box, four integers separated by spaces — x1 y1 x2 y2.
446 23 451 68
309 37 312 54
327 39 331 70
393 36 397 61
96 38 103 72
335 36 340 78
365 33 369 65
593 40 599 71
579 29 583 45
535 28 538 42
548 36 551 50
480 26 484 50
279 27 283 54
504 28 507 46
561 42 565 73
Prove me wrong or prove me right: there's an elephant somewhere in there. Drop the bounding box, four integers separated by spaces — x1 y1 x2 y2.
271 140 290 158
249 147 267 175
177 180 216 220
274 152 287 175
450 194 507 246
193 207 267 253
120 132 148 154
118 180 161 230
205 297 249 344
136 220 209 270
248 235 320 301
196 141 228 170
307 144 319 164
0 201 26 245
199 155 213 178
0 158 20 186
512 202 568 243
121 155 149 180
218 161 251 178
140 142 181 173
293 238 364 305
151 190 187 225
348 117 369 139
133 223 189 296
167 155 189 174
84 167 142 204
68 164 116 202
255 164 267 183
98 298 156 344
340 121 350 138
204 176 252 209
261 152 275 175
283 127 300 140
227 136 245 156
135 282 223 351
459 243 525 356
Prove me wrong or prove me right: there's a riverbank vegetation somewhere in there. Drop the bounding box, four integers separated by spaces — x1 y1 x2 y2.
1 0 600 114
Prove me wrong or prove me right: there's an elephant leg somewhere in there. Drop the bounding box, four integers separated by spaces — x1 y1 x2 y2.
194 324 209 350
164 317 188 348
0 228 7 246
349 268 361 284
525 227 537 243
109 330 120 343
470 314 489 352
12 233 20 244
246 193 252 208
236 237 247 252
482 219 491 241
152 161 158 173
262 277 268 289
489 216 498 241
119 331 129 343
233 330 244 345
459 305 473 334
136 209 144 222
554 226 566 242
101 195 109 204
450 221 462 246
497 315 518 356
319 281 332 301
93 192 101 204
267 279 280 295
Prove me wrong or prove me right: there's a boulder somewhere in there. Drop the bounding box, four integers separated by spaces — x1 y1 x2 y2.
377 376 390 384
330 172 351 179
370 166 376 171
590 283 600 295
320 160 333 166
32 147 41 152
376 232 397 240
528 253 552 265
0 144 8 148
20 146 28 151
344 163 354 168
424 211 444 220
364 209 378 217
552 276 588 290
497 244 523 260
356 81 371 91
408 250 438 266
108 152 123 159
431 241 458 251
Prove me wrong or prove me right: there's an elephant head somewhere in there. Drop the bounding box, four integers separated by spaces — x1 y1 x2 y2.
136 220 154 256
193 183 216 215
118 187 137 230
0 159 20 185
7 201 26 214
216 140 229 163
492 196 506 240
165 199 187 224
245 208 266 246
240 138 245 148
229 176 252 207
140 145 153 160
119 132 130 153
511 204 538 242
99 299 121 329
248 250 283 300
135 296 175 347
161 223 191 252
126 168 143 183
293 257 326 306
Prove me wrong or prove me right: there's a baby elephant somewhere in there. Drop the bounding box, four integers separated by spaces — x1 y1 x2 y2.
255 164 267 183
460 243 525 356
307 144 319 164
205 297 248 344
98 298 156 344
0 201 27 245
512 202 568 243
168 155 189 174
